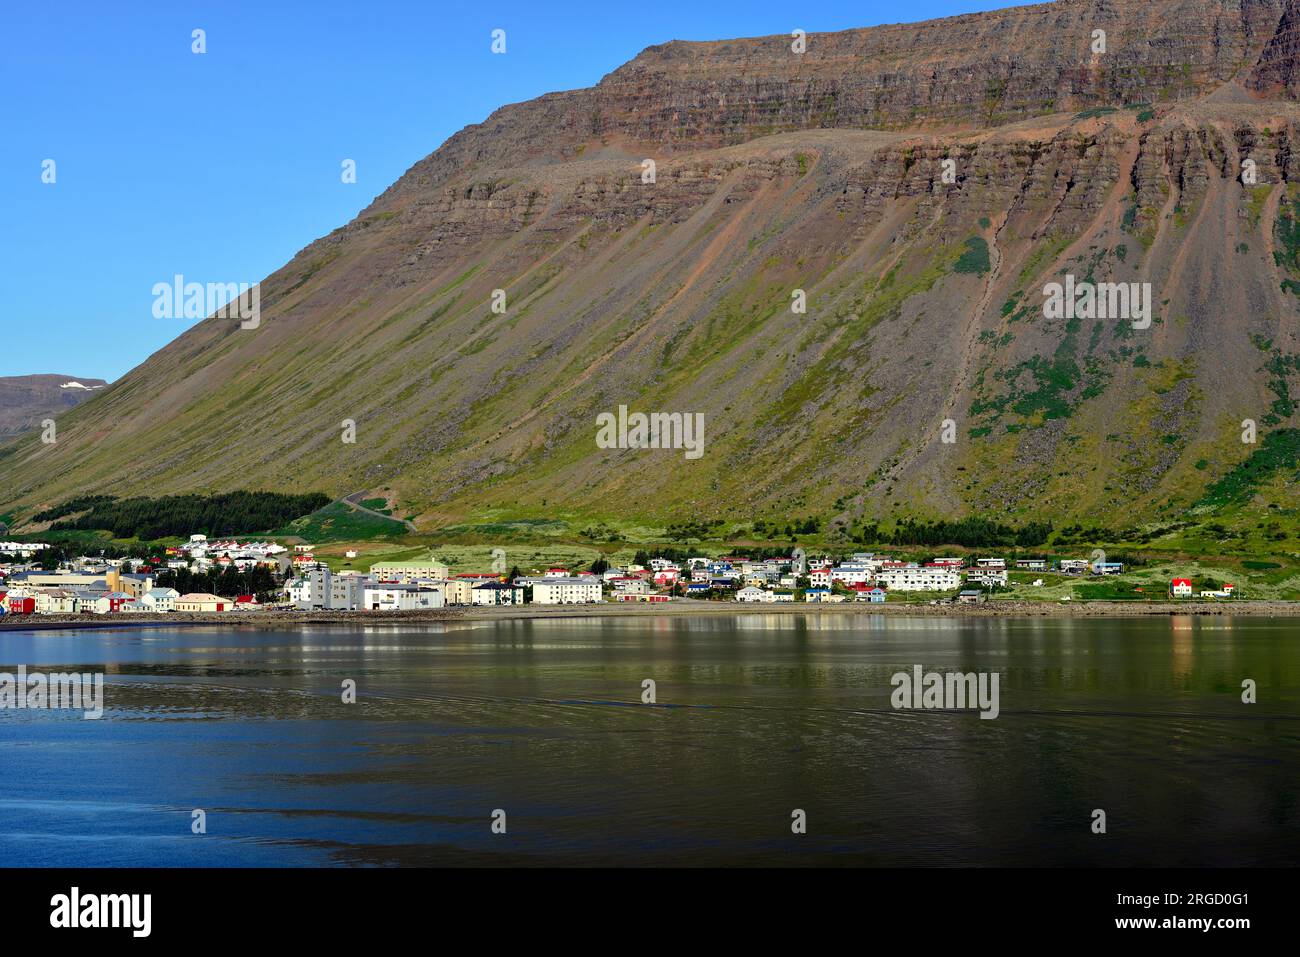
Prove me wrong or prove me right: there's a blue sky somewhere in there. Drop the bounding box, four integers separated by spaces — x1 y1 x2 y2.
1 0 1035 380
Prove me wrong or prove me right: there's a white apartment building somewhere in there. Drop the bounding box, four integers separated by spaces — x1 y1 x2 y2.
874 565 961 592
529 577 603 605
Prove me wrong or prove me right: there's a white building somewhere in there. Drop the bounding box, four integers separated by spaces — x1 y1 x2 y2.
0 542 50 558
966 570 1008 587
875 565 961 592
529 577 603 605
291 567 365 610
830 563 874 586
735 586 767 603
142 588 180 612
362 585 445 611
34 589 79 615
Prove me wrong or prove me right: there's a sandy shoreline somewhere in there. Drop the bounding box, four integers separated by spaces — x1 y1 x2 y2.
2 599 1298 631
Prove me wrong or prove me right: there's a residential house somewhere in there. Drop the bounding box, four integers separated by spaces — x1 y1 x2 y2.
141 588 180 613
175 593 234 613
34 588 80 615
1199 584 1236 599
85 591 133 614
830 563 874 586
928 557 965 569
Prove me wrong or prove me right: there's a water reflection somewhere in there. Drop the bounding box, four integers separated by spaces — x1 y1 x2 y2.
0 615 1296 866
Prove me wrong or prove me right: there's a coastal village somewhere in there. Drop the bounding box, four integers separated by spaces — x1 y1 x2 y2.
0 535 1237 617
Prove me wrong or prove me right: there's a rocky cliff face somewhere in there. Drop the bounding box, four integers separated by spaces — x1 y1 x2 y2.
3 0 1300 539
395 0 1294 185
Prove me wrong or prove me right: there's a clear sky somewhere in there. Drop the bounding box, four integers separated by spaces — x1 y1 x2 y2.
1 0 1038 380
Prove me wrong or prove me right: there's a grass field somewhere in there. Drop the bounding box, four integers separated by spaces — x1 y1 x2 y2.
273 502 409 544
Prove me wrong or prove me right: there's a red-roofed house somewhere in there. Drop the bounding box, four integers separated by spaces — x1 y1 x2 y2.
1170 578 1193 598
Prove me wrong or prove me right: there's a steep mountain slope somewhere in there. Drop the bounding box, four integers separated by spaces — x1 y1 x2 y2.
4 0 1300 537
0 375 107 439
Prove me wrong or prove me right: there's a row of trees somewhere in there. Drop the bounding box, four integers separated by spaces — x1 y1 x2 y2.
50 491 331 540
856 518 1054 548
154 565 280 602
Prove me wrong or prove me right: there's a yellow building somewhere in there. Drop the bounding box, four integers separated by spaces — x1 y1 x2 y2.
369 560 450 582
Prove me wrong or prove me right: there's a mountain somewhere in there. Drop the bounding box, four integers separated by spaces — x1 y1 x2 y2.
0 376 108 440
4 0 1300 541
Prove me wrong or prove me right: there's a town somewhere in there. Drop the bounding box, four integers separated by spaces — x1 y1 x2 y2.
0 536 1237 616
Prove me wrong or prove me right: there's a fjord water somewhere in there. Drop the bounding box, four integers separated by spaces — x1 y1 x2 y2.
1 615 1296 867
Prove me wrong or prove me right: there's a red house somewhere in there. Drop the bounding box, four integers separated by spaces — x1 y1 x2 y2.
6 596 35 615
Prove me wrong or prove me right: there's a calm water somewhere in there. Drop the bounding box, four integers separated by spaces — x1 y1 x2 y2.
0 614 1297 866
